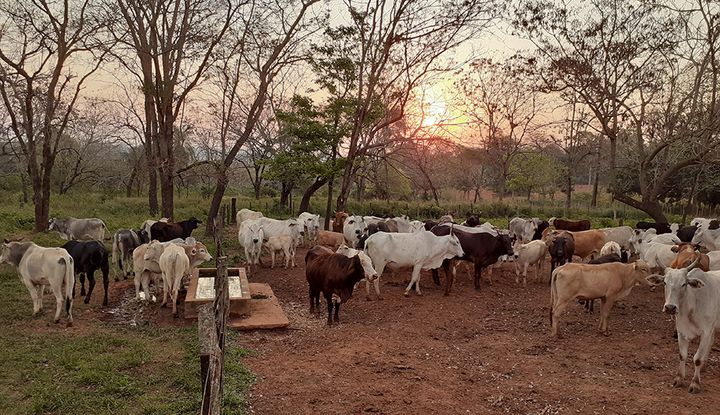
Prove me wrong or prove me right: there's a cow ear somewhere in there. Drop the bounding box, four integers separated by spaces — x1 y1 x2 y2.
686 278 704 288
671 245 679 253
646 274 665 286
191 248 197 255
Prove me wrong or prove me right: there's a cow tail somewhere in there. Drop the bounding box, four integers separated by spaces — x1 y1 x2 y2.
63 255 74 313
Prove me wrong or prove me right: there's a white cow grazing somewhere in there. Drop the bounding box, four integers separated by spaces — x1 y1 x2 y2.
343 215 366 246
509 217 537 243
298 212 321 246
238 220 264 273
49 217 108 241
0 241 74 326
159 242 212 316
601 226 634 252
364 230 464 296
336 244 380 299
236 208 264 226
512 240 547 286
647 261 720 393
692 228 720 251
264 235 295 269
600 241 622 256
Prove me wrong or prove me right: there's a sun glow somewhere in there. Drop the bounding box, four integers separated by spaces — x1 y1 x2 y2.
422 99 448 127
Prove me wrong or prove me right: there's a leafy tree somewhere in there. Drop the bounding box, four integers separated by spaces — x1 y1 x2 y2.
507 152 560 200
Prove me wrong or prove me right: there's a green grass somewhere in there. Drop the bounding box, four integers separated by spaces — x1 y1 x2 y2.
0 193 254 414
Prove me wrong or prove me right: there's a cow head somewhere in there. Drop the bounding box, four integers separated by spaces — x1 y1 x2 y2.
464 215 481 227
0 241 33 267
189 242 213 265
287 219 304 237
186 217 202 229
646 258 702 315
498 234 514 257
344 216 365 239
137 229 150 244
445 234 465 258
247 222 264 245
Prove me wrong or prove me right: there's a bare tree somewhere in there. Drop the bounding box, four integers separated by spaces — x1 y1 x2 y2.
0 0 110 231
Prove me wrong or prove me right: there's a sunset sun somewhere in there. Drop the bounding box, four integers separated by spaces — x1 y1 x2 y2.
422 99 448 127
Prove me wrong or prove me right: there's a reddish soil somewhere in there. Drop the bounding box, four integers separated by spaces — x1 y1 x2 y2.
237 247 720 415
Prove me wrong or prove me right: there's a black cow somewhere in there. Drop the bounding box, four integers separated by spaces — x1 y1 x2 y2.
430 227 514 294
676 226 698 243
150 217 202 242
552 218 591 231
61 240 110 306
463 215 482 227
532 220 550 240
549 231 575 273
635 221 672 234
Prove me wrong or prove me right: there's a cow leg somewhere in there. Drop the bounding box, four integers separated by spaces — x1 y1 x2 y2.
689 331 715 393
333 302 340 323
674 333 690 388
24 280 41 316
473 263 483 289
101 262 109 306
325 294 333 325
172 275 182 317
514 261 520 285
432 268 441 286
373 277 382 300
284 247 291 269
50 279 64 324
445 263 456 296
485 263 493 286
160 273 169 308
404 264 423 296
79 273 86 297
309 288 315 313
369 262 386 301
551 299 571 338
522 262 529 287
598 298 612 335
36 285 45 313
270 250 275 269
84 270 96 304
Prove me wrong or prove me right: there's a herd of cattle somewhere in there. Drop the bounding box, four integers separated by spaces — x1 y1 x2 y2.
3 212 720 393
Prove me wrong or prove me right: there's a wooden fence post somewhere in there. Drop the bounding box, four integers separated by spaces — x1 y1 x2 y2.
231 198 237 223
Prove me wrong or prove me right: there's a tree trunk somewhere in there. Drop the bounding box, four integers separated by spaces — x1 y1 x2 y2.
299 177 328 213
32 171 51 232
144 84 159 215
126 163 137 197
20 173 28 204
325 176 334 231
205 172 228 236
565 173 572 211
157 121 174 219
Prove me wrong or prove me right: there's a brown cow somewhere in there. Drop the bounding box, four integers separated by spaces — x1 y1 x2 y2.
567 229 605 260
333 211 349 234
317 230 345 250
550 260 652 337
550 217 591 232
670 243 710 271
305 245 369 325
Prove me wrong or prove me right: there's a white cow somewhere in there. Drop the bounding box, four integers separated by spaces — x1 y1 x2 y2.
132 238 185 300
638 241 677 270
49 217 108 241
509 217 537 243
298 212 321 246
264 235 295 268
512 240 547 286
0 241 74 326
434 222 497 236
601 226 634 252
364 230 464 296
343 215 367 246
692 228 720 251
238 220 264 273
389 216 412 233
159 242 212 316
647 261 720 393
691 217 717 230
631 229 681 253
236 208 264 226
600 241 622 256
408 220 425 233
336 244 380 299
258 217 303 248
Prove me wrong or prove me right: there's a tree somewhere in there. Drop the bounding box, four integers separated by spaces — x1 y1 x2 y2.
458 57 542 199
332 0 496 211
506 151 560 200
0 0 110 231
113 0 240 217
514 0 720 221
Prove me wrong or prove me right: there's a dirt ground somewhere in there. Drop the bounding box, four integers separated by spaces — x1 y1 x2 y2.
233 247 720 415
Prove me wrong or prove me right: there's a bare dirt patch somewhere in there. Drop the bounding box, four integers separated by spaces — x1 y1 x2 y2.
235 247 720 415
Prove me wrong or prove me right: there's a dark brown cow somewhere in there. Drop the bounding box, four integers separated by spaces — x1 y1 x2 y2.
305 245 367 325
430 227 514 294
550 217 591 231
149 217 202 242
635 221 672 234
547 231 575 272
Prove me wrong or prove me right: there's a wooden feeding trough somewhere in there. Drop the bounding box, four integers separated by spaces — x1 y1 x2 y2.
184 268 251 319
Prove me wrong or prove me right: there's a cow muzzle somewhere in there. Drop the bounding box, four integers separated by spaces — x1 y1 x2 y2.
253 239 258 243
663 304 677 315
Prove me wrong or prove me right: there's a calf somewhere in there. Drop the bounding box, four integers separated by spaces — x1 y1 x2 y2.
512 240 547 286
647 260 720 393
546 231 575 272
112 229 147 281
238 220 264 273
132 238 186 300
150 217 202 242
336 244 380 299
264 235 295 269
550 217 591 232
159 242 213 317
62 240 110 306
305 246 368 325
333 211 349 233
316 230 345 250
0 241 74 326
550 260 651 337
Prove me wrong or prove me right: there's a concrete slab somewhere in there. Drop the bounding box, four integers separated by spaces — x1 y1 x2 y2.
228 283 289 330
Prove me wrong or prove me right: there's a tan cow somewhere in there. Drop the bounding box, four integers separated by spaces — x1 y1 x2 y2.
567 229 606 260
317 230 345 250
159 242 212 316
550 260 651 337
264 235 294 269
670 243 710 271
